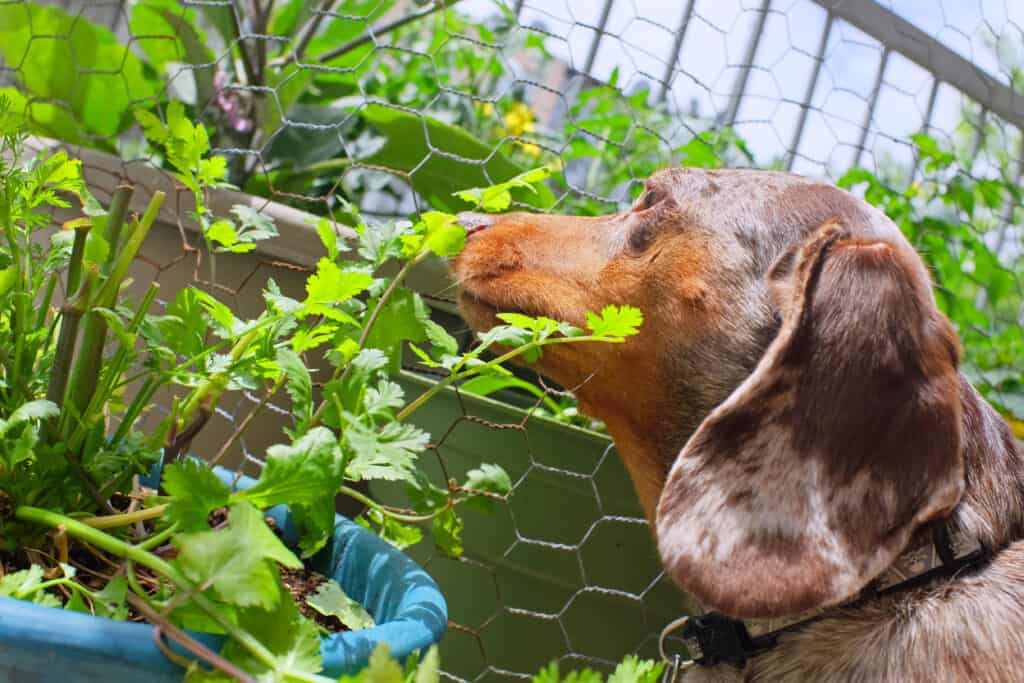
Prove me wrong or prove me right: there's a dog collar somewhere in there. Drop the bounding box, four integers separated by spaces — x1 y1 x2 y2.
658 523 987 677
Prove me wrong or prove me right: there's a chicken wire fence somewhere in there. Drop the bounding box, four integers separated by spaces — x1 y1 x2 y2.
4 0 1024 680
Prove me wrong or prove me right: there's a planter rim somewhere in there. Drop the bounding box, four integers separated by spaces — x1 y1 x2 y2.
0 463 447 681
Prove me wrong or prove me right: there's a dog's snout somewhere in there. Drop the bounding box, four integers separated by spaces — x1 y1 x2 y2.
456 212 495 235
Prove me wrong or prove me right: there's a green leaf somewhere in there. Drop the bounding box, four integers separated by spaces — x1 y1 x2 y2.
3 400 58 432
304 258 374 311
314 216 341 260
0 2 159 137
462 463 511 513
405 470 448 514
419 211 465 257
585 305 643 339
129 2 216 107
161 459 231 532
453 167 551 213
0 565 61 607
277 348 314 435
344 418 430 483
357 509 424 550
239 427 345 510
606 656 663 683
91 576 130 620
305 578 375 631
221 588 322 680
174 501 301 609
360 104 555 212
363 288 430 371
338 643 404 683
431 506 463 557
414 647 441 683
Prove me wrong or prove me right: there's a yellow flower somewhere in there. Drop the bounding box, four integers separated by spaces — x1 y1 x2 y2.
517 142 542 158
503 102 535 136
480 102 495 117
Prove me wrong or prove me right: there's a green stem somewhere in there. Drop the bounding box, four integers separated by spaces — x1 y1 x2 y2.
67 283 160 454
309 251 428 429
46 269 97 412
94 191 164 307
137 522 179 551
62 186 136 440
65 225 90 296
340 485 438 523
79 504 168 529
173 324 261 434
396 334 614 422
14 506 287 677
35 271 58 330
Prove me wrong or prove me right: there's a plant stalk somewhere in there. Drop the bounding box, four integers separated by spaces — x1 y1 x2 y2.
62 186 136 440
79 504 168 529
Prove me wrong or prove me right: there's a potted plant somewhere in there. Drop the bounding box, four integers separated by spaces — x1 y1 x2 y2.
0 97 641 680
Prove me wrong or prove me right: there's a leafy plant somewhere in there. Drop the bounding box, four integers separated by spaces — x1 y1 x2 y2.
0 100 643 681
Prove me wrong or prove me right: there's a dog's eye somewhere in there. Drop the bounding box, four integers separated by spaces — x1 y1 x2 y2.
634 188 661 212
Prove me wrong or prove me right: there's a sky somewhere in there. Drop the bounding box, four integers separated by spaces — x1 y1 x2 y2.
456 0 1024 182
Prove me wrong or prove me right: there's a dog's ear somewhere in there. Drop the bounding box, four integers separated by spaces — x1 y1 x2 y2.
655 223 965 619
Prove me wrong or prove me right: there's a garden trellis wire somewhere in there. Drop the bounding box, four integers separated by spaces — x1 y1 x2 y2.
3 0 1024 680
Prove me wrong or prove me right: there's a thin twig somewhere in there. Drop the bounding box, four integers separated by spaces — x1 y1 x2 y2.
314 0 461 64
210 380 282 467
270 0 338 68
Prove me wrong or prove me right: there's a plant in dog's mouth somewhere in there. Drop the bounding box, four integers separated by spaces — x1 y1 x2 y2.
0 98 642 681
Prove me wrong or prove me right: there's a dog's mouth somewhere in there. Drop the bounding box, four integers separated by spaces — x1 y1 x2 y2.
458 290 539 331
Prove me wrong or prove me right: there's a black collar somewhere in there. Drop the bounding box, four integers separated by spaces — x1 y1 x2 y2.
659 523 989 675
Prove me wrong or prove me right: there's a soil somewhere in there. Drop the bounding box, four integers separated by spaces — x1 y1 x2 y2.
279 565 350 633
4 503 350 633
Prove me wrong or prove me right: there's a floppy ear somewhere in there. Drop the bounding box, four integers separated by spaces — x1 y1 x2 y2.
655 223 965 619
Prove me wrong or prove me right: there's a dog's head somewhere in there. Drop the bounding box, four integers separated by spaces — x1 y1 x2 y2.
451 167 966 618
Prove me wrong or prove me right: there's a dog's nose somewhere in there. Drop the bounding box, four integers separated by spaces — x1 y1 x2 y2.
456 212 495 236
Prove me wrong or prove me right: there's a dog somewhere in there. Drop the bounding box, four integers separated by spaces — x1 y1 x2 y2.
451 167 1024 682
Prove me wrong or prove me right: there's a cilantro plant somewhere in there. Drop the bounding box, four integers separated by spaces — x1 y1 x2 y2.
1 99 643 681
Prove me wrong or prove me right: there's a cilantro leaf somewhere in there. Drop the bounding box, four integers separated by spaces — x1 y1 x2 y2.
304 258 373 312
419 211 465 257
462 463 512 513
305 578 375 631
431 506 464 557
161 459 232 532
344 418 430 483
453 167 551 212
356 509 424 550
606 656 663 683
338 643 403 683
277 348 313 436
238 427 345 510
585 305 643 339
0 565 62 607
221 589 322 680
174 501 301 610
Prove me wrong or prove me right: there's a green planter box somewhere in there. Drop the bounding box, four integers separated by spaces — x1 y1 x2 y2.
378 372 692 680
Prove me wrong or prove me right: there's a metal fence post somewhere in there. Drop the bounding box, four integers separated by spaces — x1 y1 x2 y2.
722 0 772 128
583 0 615 76
785 12 833 171
657 0 697 103
854 46 890 167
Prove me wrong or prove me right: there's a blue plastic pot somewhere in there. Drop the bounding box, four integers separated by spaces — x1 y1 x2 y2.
0 465 447 682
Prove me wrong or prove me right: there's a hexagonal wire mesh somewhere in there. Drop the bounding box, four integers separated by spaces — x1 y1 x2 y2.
3 0 1024 680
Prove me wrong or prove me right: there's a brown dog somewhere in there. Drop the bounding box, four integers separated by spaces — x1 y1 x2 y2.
451 167 1024 681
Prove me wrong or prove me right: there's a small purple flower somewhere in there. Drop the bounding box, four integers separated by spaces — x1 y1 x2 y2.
214 69 254 135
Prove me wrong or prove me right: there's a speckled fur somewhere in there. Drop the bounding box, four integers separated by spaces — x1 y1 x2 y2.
452 167 1024 682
